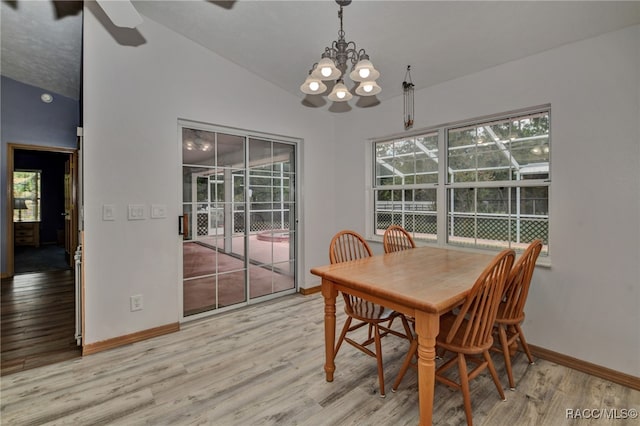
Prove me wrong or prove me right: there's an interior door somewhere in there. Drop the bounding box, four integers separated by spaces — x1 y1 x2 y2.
64 157 77 267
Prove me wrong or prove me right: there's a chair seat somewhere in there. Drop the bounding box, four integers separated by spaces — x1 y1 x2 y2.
347 299 398 323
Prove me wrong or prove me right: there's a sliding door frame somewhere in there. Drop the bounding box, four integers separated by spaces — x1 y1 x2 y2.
178 119 303 322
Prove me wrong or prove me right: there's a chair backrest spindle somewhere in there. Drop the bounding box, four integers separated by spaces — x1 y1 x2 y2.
330 230 373 264
383 225 416 253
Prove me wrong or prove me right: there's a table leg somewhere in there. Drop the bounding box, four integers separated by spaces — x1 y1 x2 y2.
322 279 337 382
414 310 440 426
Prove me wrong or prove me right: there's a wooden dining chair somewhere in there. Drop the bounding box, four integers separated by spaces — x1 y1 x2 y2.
492 239 543 390
383 225 416 253
329 230 412 398
392 249 515 426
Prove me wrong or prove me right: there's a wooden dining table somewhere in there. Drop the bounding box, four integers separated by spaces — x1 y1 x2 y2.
310 245 496 426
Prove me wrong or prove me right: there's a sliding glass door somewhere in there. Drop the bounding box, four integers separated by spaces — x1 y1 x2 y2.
180 122 297 318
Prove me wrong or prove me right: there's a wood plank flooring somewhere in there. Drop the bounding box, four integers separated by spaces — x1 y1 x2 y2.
1 270 81 376
1 294 638 425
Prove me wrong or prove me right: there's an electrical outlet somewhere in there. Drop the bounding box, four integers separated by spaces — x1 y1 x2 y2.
130 294 143 311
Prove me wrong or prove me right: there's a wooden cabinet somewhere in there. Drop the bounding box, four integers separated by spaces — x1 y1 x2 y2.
14 222 40 247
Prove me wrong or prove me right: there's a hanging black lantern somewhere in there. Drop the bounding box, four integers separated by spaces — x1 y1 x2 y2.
403 65 414 130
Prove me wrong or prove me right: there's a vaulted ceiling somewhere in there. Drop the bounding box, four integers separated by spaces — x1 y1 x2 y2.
2 1 639 105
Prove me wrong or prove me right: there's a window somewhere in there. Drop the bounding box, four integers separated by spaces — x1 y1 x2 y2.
374 132 439 242
373 106 549 255
13 170 42 222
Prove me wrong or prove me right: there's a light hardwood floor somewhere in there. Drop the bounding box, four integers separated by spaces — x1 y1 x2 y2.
1 294 638 425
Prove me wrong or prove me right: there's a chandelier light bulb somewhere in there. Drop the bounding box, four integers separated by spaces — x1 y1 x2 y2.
350 58 380 82
328 80 353 102
313 57 341 80
300 73 327 95
355 80 381 96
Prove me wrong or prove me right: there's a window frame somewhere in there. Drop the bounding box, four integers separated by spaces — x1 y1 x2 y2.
368 105 550 256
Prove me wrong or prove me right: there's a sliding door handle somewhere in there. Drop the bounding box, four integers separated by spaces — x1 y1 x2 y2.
178 215 184 235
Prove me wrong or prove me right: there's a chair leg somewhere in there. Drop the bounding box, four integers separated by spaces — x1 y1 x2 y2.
374 324 385 398
497 324 515 390
334 317 352 360
400 315 413 342
515 324 535 364
457 354 474 426
392 338 418 392
484 351 506 402
437 347 446 359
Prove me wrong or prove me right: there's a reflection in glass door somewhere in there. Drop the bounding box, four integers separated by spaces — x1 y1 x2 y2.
180 123 297 318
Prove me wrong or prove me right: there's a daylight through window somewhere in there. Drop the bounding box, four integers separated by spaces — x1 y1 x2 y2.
13 170 42 222
373 107 550 255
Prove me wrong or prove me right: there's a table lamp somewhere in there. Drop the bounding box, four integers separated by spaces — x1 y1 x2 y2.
14 198 28 221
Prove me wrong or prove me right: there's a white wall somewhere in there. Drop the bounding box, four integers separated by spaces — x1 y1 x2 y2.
329 25 640 377
82 7 337 344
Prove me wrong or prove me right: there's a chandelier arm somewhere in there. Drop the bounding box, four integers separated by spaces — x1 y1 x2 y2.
329 42 339 56
346 45 364 67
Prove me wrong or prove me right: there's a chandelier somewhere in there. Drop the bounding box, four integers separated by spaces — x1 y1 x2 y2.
300 0 381 102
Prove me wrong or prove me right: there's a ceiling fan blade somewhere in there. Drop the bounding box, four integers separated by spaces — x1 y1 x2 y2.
96 0 143 29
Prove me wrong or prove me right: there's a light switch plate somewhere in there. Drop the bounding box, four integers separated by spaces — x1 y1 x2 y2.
128 204 146 220
151 204 167 219
103 204 116 221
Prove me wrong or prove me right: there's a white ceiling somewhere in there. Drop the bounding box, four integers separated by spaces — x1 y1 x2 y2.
2 1 640 105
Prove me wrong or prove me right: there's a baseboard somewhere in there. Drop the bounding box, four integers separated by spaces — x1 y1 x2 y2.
82 322 180 356
529 344 640 391
299 285 321 295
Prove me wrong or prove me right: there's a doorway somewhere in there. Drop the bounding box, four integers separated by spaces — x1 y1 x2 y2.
180 122 298 319
6 145 78 276
1 144 80 375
